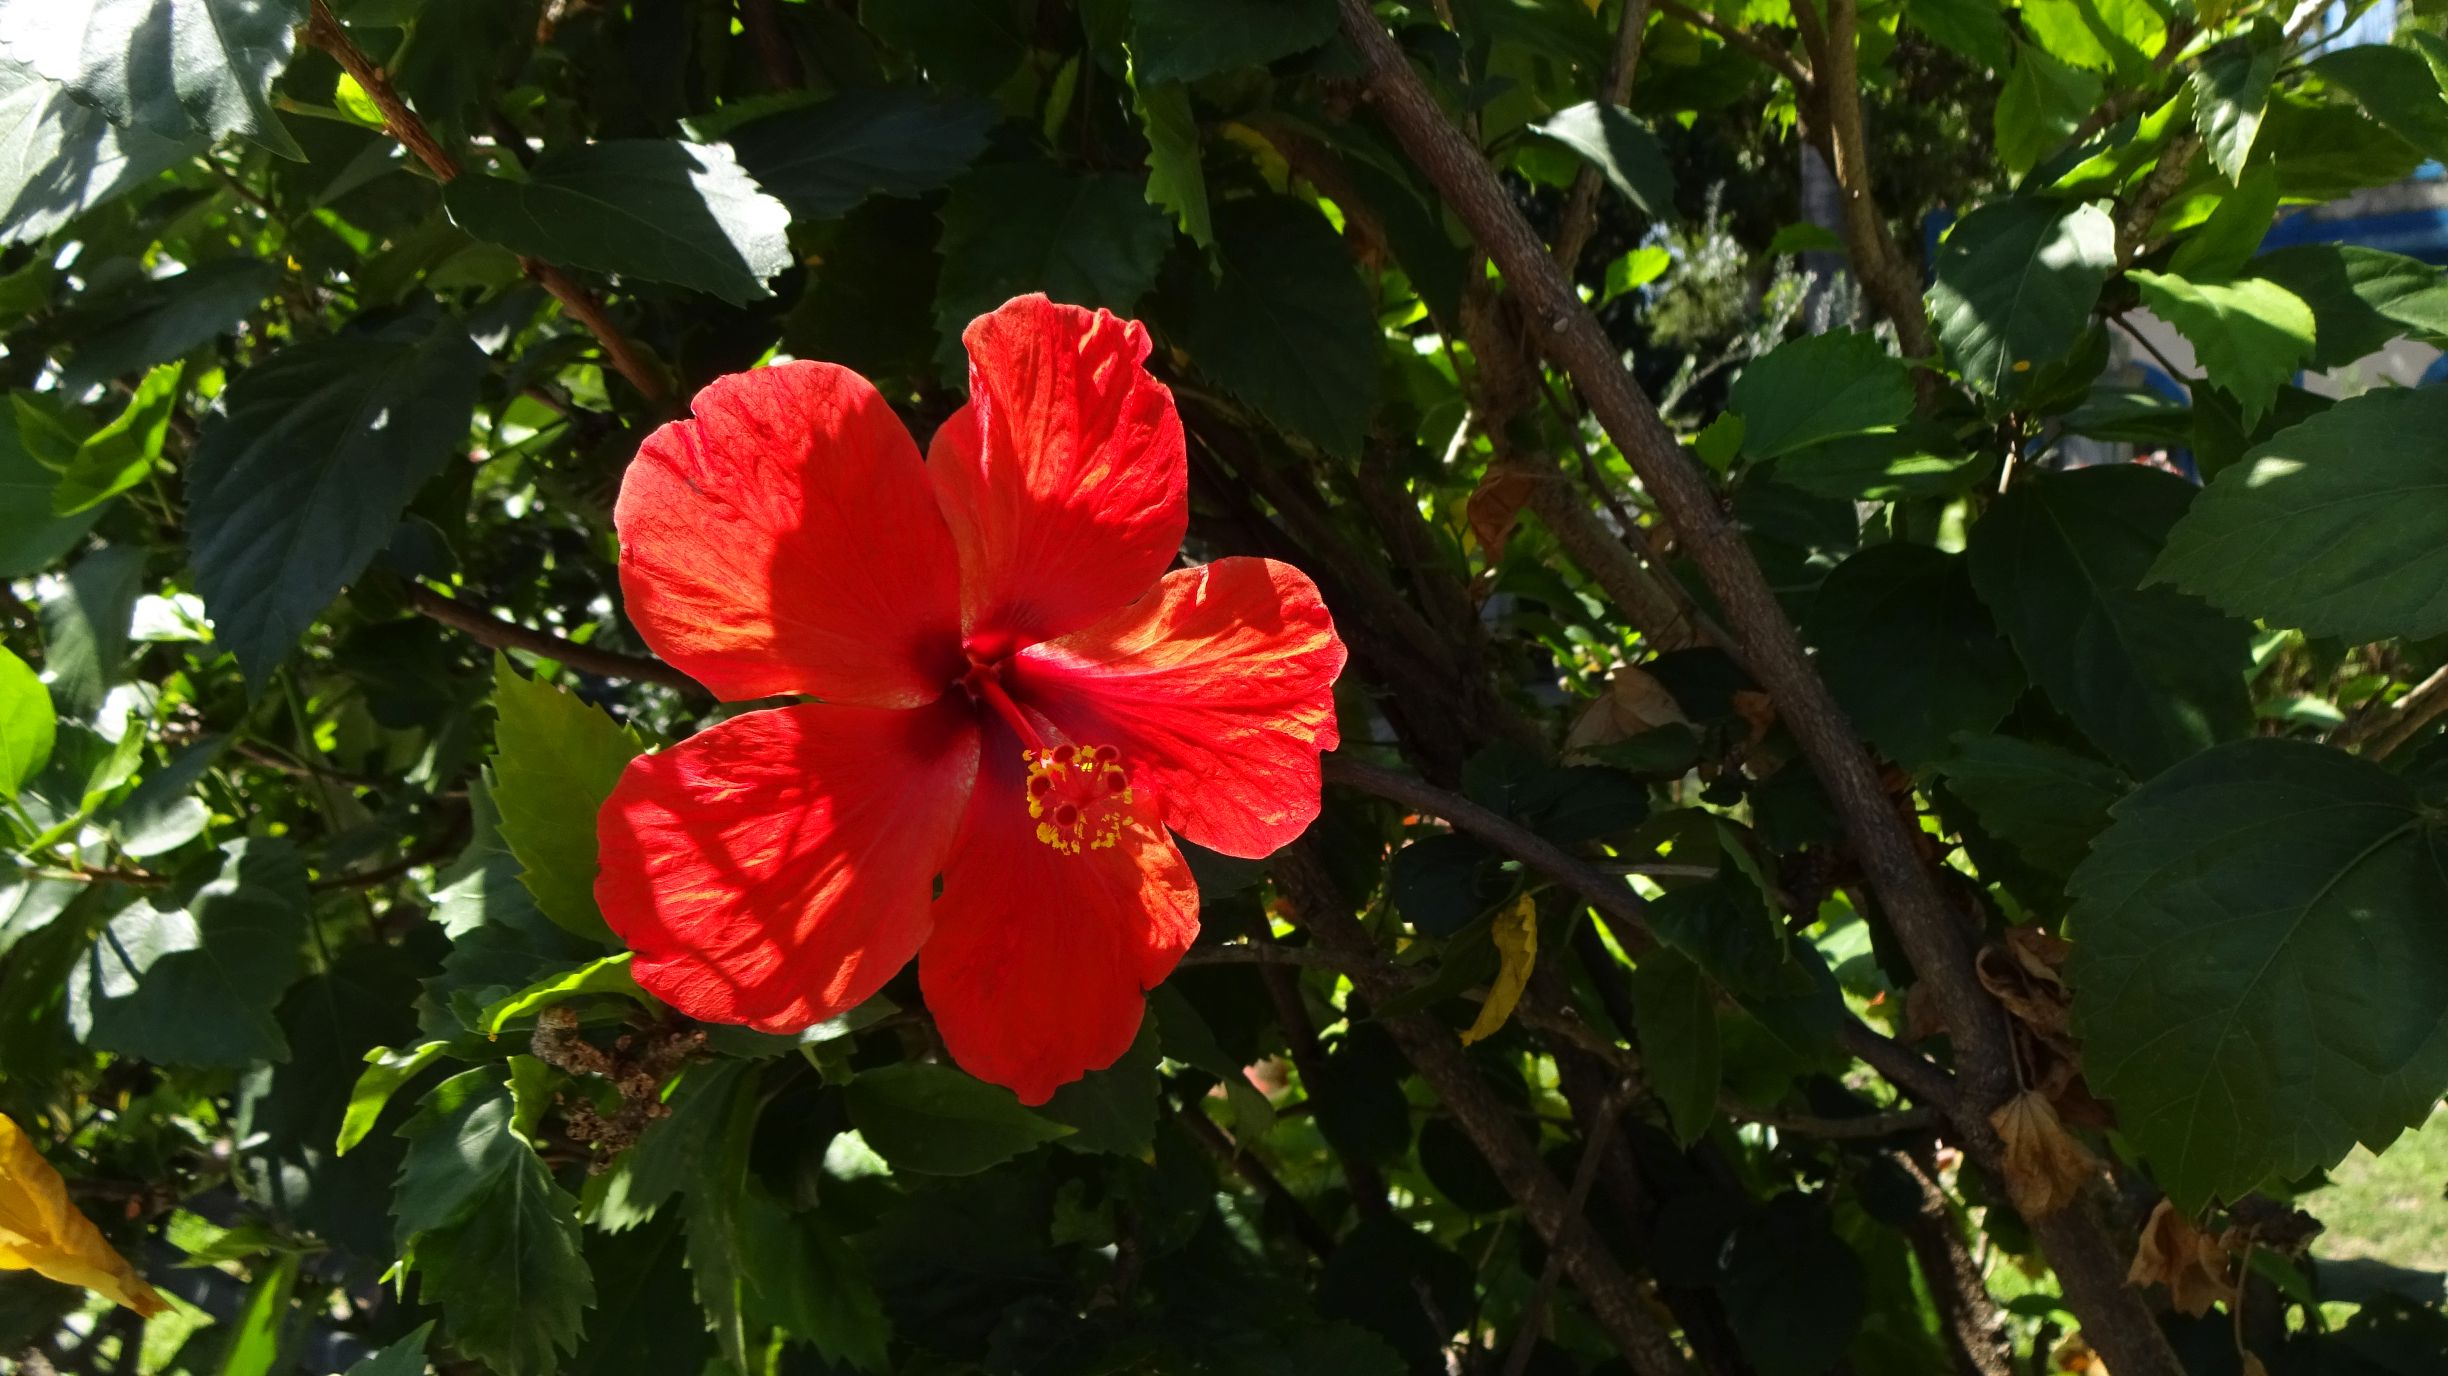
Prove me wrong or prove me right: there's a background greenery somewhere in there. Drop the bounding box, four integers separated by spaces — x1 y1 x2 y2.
4 0 2448 1373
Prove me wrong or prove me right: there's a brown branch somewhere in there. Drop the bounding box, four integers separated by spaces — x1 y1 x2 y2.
301 0 676 410
1518 463 1712 654
1891 1151 2016 1376
1503 1076 1638 1376
737 0 803 89
1328 11 2183 1372
2340 662 2448 760
1726 1099 1942 1141
2116 134 2204 266
1554 0 1653 276
1275 847 1694 1376
404 583 706 695
1796 0 1937 361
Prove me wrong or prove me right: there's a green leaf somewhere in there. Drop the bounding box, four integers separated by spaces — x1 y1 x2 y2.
338 1041 451 1155
1807 544 2024 770
66 838 310 1066
567 1217 711 1376
1389 832 1508 938
2125 270 2314 428
1627 949 1719 1146
1929 197 2115 400
218 1248 301 1376
0 409 102 575
724 88 993 220
480 953 642 1033
1126 0 1338 84
1719 1195 1868 1376
2067 738 2448 1208
2313 44 2448 164
0 0 301 153
445 140 792 305
1933 735 2128 876
1966 465 2254 776
53 362 180 516
737 1196 890 1371
64 260 279 393
932 161 1172 372
1761 429 1984 501
187 314 485 691
0 643 54 800
342 1322 434 1376
0 55 200 245
2151 387 2448 642
2019 0 2161 77
1131 77 1210 249
1602 243 1672 302
1531 102 1675 220
2192 41 2279 181
1902 0 2010 71
1166 195 1380 457
39 545 145 717
843 1062 1071 1175
1995 41 2103 177
490 657 643 944
416 1134 594 1376
2167 163 2279 282
1729 331 1915 461
1041 1021 1162 1155
2249 243 2448 369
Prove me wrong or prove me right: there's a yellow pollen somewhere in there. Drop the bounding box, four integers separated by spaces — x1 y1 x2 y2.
1023 743 1133 855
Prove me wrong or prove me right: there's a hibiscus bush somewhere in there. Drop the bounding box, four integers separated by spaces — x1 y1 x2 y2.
9 0 2448 1372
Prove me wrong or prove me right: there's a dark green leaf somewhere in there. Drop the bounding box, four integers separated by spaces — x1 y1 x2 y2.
1808 543 2024 770
2067 738 2448 1208
53 363 179 516
1929 197 2116 399
393 1070 534 1241
933 161 1171 371
737 1196 890 1371
39 545 144 717
187 314 485 690
1627 949 1719 1145
1719 1194 1867 1376
1389 832 1508 938
446 141 790 305
0 0 301 153
1730 331 1915 462
342 1322 434 1376
0 414 101 575
64 260 281 393
1762 429 1984 501
1041 1022 1161 1155
1934 735 2128 875
1531 101 1675 220
726 88 994 220
2153 386 2448 642
415 1136 593 1376
66 838 309 1065
2126 270 2314 428
843 1062 1071 1175
1167 195 1380 457
2168 163 2279 281
1967 466 2254 776
489 657 641 944
567 1217 710 1376
2313 44 2448 164
2251 243 2448 368
1126 0 1338 84
1995 41 2102 177
1903 0 2010 70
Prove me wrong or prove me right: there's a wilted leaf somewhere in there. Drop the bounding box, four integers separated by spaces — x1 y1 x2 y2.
1989 1091 2100 1217
2127 1199 2236 1316
1460 894 1537 1046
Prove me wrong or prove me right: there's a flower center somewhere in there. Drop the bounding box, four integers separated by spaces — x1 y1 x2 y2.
1023 743 1133 854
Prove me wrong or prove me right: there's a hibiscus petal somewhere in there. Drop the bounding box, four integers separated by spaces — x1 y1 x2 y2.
618 361 965 706
921 724 1199 1104
1009 557 1346 860
928 295 1188 654
597 698 979 1032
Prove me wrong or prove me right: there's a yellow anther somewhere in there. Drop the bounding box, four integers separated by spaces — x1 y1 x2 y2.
1022 743 1133 855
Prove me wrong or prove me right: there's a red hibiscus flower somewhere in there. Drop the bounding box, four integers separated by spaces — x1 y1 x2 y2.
594 294 1348 1103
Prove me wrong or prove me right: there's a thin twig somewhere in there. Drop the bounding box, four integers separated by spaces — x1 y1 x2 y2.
1725 1099 1942 1141
1501 1077 1638 1376
1553 0 1653 276
2363 663 2448 760
405 583 705 695
1650 0 1811 86
301 0 676 409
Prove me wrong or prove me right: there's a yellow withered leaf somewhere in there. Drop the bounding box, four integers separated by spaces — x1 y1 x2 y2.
1461 894 1538 1046
0 1112 168 1316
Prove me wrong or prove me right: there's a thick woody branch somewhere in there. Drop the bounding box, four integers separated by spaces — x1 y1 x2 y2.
303 0 676 410
405 583 706 696
1328 10 2182 1371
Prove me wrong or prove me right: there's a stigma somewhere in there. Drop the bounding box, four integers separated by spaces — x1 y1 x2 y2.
1024 743 1133 855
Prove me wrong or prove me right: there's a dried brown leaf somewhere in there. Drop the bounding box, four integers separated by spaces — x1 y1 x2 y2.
1990 1090 2103 1217
2128 1198 2238 1317
1563 664 1692 759
1466 463 1541 564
